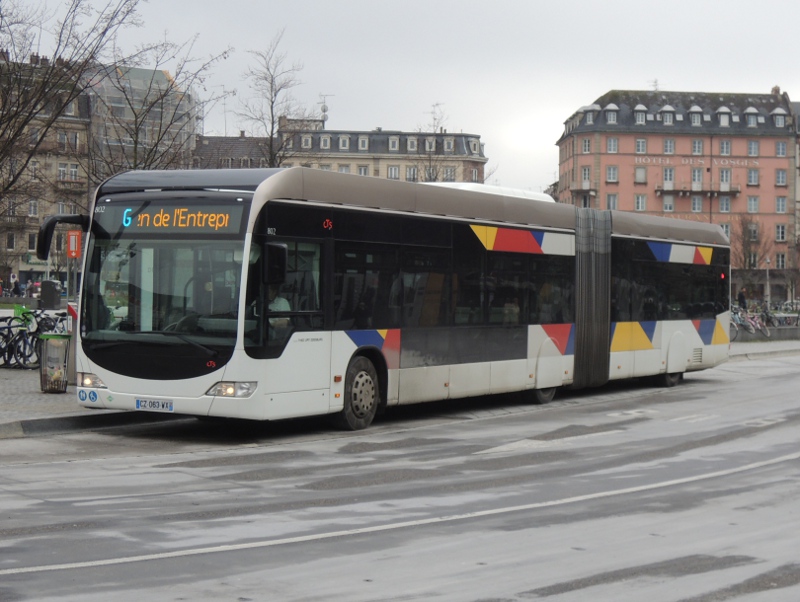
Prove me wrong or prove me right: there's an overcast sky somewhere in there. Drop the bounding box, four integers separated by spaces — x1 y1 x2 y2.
116 0 800 191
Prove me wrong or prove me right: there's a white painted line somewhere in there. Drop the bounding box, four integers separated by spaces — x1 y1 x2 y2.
2 450 799 577
476 430 626 454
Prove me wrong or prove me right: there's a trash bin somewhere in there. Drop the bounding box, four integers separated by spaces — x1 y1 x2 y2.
40 280 61 310
40 334 71 393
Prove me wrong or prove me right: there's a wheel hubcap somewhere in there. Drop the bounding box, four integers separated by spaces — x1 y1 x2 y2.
350 370 375 418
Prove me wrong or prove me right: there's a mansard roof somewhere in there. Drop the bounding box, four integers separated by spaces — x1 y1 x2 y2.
559 89 793 141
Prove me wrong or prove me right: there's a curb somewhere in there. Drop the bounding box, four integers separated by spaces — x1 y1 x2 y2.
0 411 184 440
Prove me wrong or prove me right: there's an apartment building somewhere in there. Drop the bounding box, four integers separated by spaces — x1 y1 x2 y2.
193 119 488 184
557 88 797 302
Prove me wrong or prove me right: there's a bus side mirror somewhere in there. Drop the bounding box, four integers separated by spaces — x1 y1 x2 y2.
264 242 287 284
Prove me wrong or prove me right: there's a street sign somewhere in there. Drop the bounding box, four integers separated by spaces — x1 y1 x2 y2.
67 230 81 259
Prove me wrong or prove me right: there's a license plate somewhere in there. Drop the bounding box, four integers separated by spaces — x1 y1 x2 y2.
135 398 174 413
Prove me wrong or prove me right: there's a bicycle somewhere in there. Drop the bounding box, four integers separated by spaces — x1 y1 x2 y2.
745 311 770 338
0 316 40 369
731 306 754 339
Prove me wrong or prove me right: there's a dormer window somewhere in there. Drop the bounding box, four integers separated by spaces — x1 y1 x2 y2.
358 136 369 150
425 137 436 152
660 105 675 126
771 107 787 128
603 103 619 124
586 112 594 125
338 135 350 150
389 136 399 152
689 106 703 126
407 137 418 152
469 140 479 154
320 135 331 149
634 104 647 125
744 107 759 127
717 106 731 127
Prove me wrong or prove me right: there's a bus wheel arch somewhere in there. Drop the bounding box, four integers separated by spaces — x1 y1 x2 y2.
332 350 385 431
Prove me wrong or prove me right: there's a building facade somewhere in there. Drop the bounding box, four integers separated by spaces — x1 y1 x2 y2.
193 120 489 184
557 88 797 304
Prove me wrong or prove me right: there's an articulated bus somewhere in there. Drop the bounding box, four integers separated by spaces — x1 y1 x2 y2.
38 168 730 430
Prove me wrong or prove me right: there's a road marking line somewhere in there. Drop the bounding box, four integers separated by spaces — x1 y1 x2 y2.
2 450 799 576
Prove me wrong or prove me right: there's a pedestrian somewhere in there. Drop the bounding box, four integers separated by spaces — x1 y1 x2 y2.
737 287 747 311
12 280 21 297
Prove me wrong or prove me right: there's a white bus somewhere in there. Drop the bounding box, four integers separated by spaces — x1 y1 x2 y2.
38 168 730 430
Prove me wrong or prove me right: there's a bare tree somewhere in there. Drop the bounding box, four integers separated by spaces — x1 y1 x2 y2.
732 213 774 297
0 0 139 196
238 29 307 167
83 36 231 183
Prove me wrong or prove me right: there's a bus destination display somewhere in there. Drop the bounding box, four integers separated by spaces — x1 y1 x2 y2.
95 200 246 235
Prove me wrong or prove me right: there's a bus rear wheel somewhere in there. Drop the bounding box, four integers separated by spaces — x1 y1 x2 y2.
662 372 682 387
333 356 379 431
531 387 556 404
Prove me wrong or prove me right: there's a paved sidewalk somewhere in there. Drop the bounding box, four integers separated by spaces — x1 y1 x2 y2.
1 339 799 439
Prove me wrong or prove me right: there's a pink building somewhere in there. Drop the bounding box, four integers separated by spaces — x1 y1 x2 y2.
557 88 797 304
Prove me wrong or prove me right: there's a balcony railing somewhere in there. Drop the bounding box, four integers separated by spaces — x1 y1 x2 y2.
655 180 742 195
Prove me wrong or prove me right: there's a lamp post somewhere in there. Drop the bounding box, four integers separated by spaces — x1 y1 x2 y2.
765 257 771 309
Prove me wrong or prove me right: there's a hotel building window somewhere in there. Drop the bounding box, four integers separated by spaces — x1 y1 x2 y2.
776 196 786 213
320 136 330 149
748 224 759 241
663 195 674 212
747 253 758 269
719 139 731 155
606 110 617 124
662 112 674 125
663 138 674 154
747 169 759 186
586 113 594 125
634 195 646 211
581 166 591 182
719 196 731 213
606 193 618 210
721 224 731 238
719 113 730 127
663 167 674 185
635 139 646 154
339 136 350 150
692 168 703 187
747 114 758 127
776 253 786 269
747 196 759 213
719 168 731 185
776 141 786 156
635 111 646 125
692 139 703 155
690 112 702 126
582 138 591 153
606 166 618 182
776 169 787 186
444 167 456 181
406 166 418 181
387 165 399 180
775 114 786 127
607 137 618 153
776 224 786 242
407 138 417 152
634 166 646 183
747 140 759 156
358 136 369 150
357 165 369 176
691 195 703 212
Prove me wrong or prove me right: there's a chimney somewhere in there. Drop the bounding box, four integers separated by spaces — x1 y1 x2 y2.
240 130 246 138
772 85 781 95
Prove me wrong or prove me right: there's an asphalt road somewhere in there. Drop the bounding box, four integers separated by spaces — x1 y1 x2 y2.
1 354 799 601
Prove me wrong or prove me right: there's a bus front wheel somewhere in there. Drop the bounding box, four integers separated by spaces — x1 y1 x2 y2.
333 356 379 431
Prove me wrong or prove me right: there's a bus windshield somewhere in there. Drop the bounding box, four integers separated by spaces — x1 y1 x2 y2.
80 193 250 378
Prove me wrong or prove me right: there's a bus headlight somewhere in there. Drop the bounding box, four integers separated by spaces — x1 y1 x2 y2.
206 382 257 398
78 373 107 389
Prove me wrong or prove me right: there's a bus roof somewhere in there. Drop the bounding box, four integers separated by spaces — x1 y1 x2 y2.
97 167 728 247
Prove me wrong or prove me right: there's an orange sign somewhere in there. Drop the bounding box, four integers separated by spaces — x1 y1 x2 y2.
67 230 81 259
